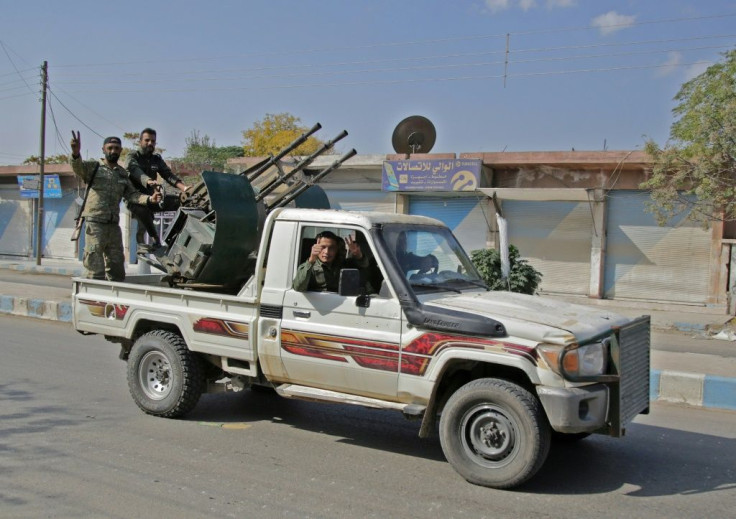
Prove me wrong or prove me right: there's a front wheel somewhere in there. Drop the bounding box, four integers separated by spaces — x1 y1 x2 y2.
439 378 550 489
127 330 204 418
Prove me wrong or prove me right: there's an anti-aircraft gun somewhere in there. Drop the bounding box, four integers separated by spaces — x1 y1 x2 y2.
141 123 356 292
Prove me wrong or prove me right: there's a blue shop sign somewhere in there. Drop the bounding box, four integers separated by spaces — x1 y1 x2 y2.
382 159 481 192
17 174 62 198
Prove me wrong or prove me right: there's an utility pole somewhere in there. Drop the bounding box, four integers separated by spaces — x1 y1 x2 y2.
35 60 48 266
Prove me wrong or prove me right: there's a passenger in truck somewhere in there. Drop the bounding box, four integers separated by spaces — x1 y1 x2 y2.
292 230 372 292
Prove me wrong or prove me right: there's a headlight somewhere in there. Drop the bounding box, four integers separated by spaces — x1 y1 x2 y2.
561 340 609 378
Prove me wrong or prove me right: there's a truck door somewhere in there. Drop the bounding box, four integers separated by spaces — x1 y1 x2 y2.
279 225 402 399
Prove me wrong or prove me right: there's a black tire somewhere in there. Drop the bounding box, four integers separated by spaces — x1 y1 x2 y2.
439 378 550 489
551 431 591 442
126 330 204 418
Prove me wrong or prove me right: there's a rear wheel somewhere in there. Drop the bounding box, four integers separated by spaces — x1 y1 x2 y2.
439 378 550 489
127 330 204 418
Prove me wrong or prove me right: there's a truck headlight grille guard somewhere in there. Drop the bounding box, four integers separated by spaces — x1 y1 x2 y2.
537 316 650 437
614 316 651 429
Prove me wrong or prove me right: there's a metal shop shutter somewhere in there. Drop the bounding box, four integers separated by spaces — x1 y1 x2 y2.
0 187 32 256
39 192 78 259
408 196 491 256
604 191 710 303
324 189 396 213
503 201 593 295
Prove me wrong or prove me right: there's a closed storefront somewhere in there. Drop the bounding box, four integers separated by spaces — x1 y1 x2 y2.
324 189 396 213
604 190 711 304
39 192 78 259
0 187 32 256
0 185 79 260
408 195 491 255
503 200 593 295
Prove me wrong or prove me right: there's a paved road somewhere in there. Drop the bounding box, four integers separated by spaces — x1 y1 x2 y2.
2 315 735 518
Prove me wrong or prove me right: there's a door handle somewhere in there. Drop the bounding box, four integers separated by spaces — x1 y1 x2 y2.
293 310 311 318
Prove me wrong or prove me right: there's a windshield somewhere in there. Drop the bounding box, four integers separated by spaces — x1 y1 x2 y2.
381 224 486 293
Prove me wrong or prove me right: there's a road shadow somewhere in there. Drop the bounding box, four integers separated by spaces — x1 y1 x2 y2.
186 391 736 496
186 390 445 461
0 381 85 440
520 420 736 496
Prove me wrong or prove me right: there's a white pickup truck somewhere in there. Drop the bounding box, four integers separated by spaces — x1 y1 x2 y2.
73 207 650 489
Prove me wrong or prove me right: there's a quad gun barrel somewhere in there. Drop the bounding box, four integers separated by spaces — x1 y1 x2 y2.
140 123 353 291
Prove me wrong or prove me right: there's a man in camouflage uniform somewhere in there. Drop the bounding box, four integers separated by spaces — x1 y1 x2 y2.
125 128 189 252
292 231 371 292
69 131 161 281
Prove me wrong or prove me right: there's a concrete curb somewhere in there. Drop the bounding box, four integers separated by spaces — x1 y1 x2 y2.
0 294 73 322
651 370 736 411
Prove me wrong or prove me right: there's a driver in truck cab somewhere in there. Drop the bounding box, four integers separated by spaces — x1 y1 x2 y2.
292 230 372 292
395 231 439 277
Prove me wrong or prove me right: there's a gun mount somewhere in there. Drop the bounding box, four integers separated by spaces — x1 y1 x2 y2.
140 124 356 292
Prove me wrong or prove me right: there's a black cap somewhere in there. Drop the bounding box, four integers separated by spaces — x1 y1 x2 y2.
103 136 122 145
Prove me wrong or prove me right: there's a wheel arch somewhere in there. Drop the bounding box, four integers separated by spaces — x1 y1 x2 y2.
418 357 538 438
117 316 187 360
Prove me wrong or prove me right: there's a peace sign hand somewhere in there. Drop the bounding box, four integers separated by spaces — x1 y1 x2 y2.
70 130 81 157
345 234 363 259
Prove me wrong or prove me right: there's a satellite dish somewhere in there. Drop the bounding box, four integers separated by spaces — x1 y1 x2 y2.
392 115 436 155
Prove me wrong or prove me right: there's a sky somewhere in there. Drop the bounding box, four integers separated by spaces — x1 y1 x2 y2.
1 0 735 164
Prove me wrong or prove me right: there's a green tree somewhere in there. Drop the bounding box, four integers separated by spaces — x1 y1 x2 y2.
641 49 736 225
23 154 69 165
242 113 324 157
470 245 543 295
170 130 244 174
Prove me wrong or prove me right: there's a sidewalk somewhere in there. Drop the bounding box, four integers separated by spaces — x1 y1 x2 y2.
1 256 734 412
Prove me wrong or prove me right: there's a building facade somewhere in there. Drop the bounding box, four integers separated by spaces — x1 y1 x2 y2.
1 150 733 311
231 150 732 311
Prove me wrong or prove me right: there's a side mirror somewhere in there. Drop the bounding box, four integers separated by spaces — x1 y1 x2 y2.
338 269 361 297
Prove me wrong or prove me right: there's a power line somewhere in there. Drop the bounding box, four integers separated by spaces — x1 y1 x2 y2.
52 58 715 95
49 84 126 132
0 84 35 94
47 97 70 155
509 44 734 66
511 33 736 55
50 49 510 79
47 34 736 89
50 12 736 70
510 12 736 36
0 66 37 79
508 60 714 79
0 73 38 88
0 151 29 158
47 85 103 138
0 91 36 101
47 42 733 89
0 40 36 95
53 59 508 86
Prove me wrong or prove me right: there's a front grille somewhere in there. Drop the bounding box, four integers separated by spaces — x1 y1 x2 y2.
618 316 651 426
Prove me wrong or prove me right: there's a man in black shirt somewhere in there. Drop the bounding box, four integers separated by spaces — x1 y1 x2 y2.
125 128 189 252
